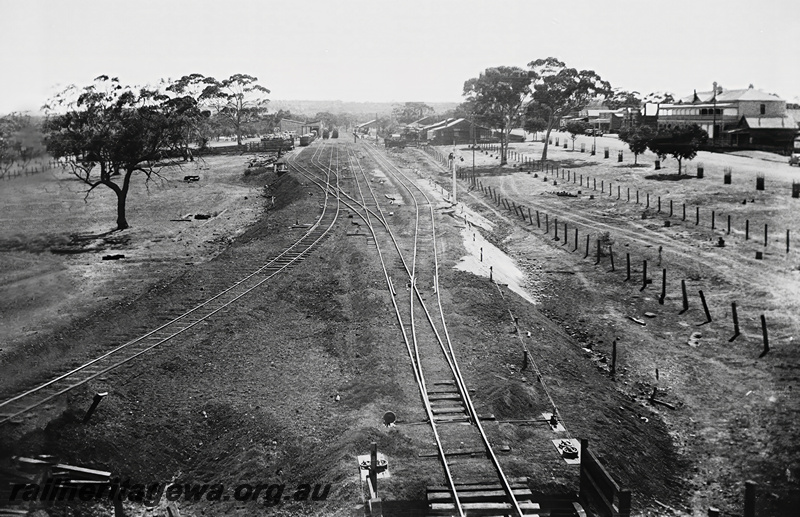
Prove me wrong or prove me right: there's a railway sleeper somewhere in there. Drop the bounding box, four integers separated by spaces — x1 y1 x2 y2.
427 393 463 401
427 488 534 503
430 406 466 415
428 500 540 516
428 387 474 395
435 477 530 488
433 415 470 423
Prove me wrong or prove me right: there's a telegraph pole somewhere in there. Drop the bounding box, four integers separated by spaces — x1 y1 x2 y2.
472 119 476 182
452 135 457 204
712 81 717 146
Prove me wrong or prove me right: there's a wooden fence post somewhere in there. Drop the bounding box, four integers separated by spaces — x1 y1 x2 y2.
744 480 756 517
729 302 740 341
760 316 770 358
699 290 712 323
641 260 648 290
680 279 689 314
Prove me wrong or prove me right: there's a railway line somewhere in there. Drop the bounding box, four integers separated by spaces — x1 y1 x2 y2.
0 147 344 427
292 140 539 516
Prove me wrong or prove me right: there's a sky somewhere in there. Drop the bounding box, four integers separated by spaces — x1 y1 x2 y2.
1 0 799 114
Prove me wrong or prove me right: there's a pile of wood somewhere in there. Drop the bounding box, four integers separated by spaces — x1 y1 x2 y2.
247 154 278 168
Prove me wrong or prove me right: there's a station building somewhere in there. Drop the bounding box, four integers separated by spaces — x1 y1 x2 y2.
646 85 798 153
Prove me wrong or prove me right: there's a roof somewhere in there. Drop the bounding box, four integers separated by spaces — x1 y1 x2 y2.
586 109 625 116
428 118 490 133
740 116 798 129
428 119 464 135
659 103 735 109
422 118 455 131
680 88 784 104
438 118 466 129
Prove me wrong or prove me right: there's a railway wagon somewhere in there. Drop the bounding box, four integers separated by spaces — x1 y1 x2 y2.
299 133 317 146
384 134 405 148
259 137 294 153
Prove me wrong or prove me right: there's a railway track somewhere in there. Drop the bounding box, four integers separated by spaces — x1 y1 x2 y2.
297 140 538 516
0 147 343 427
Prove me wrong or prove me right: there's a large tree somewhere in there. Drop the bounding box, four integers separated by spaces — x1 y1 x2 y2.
605 88 642 110
200 74 270 146
526 57 611 161
646 124 708 174
463 66 531 165
618 124 656 164
164 74 214 159
392 102 435 124
42 76 193 230
643 91 675 104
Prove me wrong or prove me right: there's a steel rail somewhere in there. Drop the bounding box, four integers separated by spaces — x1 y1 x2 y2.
0 147 342 426
361 141 526 517
343 146 468 517
289 142 530 515
295 143 468 515
305 141 523 516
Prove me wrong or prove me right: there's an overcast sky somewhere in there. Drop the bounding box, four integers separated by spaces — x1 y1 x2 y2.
1 0 798 114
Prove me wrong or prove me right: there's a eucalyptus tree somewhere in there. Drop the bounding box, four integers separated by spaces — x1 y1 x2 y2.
463 66 532 165
526 57 611 161
42 76 198 230
200 74 270 145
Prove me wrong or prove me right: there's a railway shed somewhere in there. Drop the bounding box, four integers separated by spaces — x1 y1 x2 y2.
426 118 494 145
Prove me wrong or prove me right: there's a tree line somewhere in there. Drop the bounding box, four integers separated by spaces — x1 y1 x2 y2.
6 72 440 231
0 112 48 179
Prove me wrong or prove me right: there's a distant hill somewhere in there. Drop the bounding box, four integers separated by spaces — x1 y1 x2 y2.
268 100 459 117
